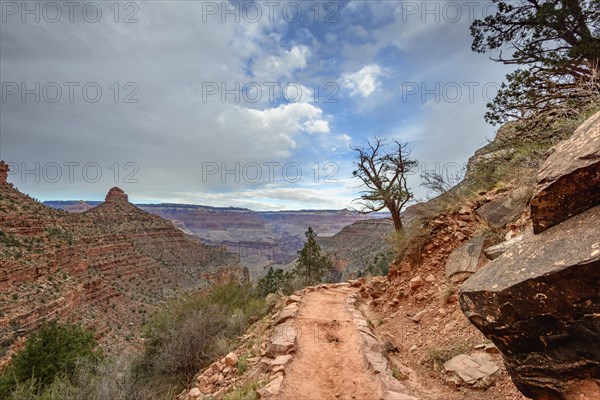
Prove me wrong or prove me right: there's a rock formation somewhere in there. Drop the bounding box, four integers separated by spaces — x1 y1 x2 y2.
0 161 8 185
530 111 600 233
459 112 600 400
475 186 531 229
105 186 129 203
444 235 488 283
0 167 245 363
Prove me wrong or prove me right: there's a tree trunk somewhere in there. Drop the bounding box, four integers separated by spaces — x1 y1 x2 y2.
391 212 403 233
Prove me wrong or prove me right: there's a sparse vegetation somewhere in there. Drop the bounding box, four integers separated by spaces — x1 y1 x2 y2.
223 380 263 400
365 251 393 277
236 356 248 375
392 367 408 381
46 227 74 245
389 220 428 265
415 106 600 219
133 283 267 396
0 283 272 400
423 341 471 371
438 284 456 305
0 231 22 248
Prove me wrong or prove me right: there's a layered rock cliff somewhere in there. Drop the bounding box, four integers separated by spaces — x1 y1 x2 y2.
44 201 383 280
0 170 245 364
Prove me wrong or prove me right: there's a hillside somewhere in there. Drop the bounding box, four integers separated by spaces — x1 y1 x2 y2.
0 171 245 366
319 218 395 280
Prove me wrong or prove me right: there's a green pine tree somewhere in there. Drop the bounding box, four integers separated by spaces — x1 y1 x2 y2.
256 267 295 297
293 227 334 286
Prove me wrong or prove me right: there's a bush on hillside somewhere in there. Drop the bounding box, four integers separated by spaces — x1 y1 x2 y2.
0 321 101 398
136 283 266 386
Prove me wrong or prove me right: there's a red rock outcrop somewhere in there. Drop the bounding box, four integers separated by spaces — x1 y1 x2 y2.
530 111 600 233
105 187 129 203
0 168 245 364
0 161 8 185
460 112 600 400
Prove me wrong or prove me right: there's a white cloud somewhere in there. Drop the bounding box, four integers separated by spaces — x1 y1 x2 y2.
304 119 330 133
209 102 331 161
140 185 359 211
341 64 383 98
253 45 311 81
283 83 314 104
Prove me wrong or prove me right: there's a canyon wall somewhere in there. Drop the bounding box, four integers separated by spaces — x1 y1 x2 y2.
0 173 244 364
45 201 386 280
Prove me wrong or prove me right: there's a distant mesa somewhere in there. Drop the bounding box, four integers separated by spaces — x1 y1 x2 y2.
0 161 9 184
65 201 94 213
105 187 129 203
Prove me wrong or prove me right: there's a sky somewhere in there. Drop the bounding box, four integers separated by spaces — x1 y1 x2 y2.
0 0 513 211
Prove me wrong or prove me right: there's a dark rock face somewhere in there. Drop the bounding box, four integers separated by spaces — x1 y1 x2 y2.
475 186 531 229
444 235 487 283
460 113 600 400
530 111 600 233
460 205 600 400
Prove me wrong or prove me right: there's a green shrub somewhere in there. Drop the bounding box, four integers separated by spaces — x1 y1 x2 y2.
236 356 248 375
135 283 266 393
2 357 150 400
0 231 21 247
46 228 73 245
255 267 295 296
0 321 101 398
223 380 263 400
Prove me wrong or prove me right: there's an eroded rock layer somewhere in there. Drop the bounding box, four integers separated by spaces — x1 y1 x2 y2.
530 111 600 233
0 176 244 363
460 205 600 399
460 112 600 400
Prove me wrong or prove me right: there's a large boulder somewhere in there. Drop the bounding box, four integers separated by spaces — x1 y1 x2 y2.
443 352 500 389
530 111 600 233
445 235 488 283
475 186 531 229
459 205 600 400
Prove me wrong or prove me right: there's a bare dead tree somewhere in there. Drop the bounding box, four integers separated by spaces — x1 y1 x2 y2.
351 137 417 232
420 165 466 199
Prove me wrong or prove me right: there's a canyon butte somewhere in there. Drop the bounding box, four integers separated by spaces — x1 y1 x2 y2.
0 169 246 364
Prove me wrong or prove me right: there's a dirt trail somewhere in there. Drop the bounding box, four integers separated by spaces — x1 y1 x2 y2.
279 286 381 400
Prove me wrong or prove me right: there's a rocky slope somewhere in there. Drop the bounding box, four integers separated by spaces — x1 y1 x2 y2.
0 170 245 365
318 112 599 400
460 111 600 400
